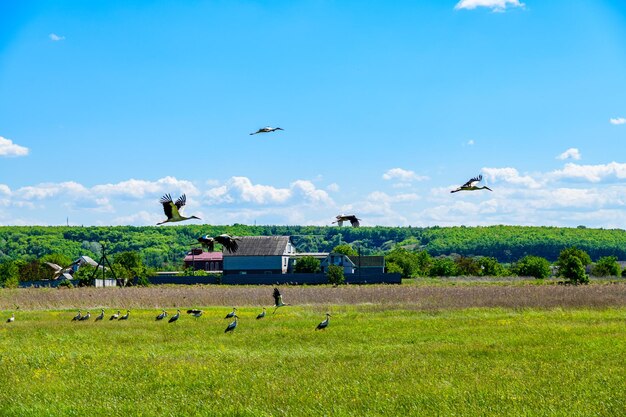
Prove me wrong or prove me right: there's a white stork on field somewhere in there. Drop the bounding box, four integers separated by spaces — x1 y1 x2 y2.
156 310 168 321
6 313 14 323
450 174 492 193
187 309 203 318
79 311 91 321
197 234 240 254
224 316 238 333
332 214 361 228
250 126 284 135
169 310 181 323
272 288 290 314
256 307 266 320
109 310 120 320
157 194 201 225
315 313 331 330
72 310 82 321
44 260 78 280
95 309 105 321
224 307 237 319
118 310 130 320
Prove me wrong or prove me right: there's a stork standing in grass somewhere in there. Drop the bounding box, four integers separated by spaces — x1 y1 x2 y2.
224 308 237 319
197 234 240 254
250 126 284 135
224 316 238 333
315 313 331 330
110 310 120 320
169 310 181 323
272 288 290 314
79 311 91 321
156 310 168 321
256 308 266 320
119 310 130 320
6 313 14 323
332 214 361 227
157 194 201 225
95 309 105 321
72 310 82 321
450 174 492 193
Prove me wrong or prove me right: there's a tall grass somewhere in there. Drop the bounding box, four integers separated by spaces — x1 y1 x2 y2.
0 307 625 416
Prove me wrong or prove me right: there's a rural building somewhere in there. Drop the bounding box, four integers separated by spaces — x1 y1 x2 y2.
347 255 385 275
223 236 295 275
183 249 223 272
320 253 356 275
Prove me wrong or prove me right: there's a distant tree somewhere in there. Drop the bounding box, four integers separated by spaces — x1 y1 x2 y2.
332 244 358 257
476 257 507 277
556 247 590 284
114 251 152 285
454 256 482 276
326 264 345 285
294 256 321 273
428 257 457 277
0 260 20 288
513 255 551 279
385 247 431 278
591 256 621 277
385 261 403 275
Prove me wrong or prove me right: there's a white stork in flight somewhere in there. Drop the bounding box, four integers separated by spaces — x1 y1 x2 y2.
157 194 201 225
332 214 361 228
44 260 78 280
187 309 204 318
197 234 240 254
450 174 492 193
272 288 290 314
250 126 284 135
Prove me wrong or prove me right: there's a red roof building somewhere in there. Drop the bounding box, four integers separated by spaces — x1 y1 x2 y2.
184 249 223 272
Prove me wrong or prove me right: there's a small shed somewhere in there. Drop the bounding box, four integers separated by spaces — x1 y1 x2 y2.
184 249 223 271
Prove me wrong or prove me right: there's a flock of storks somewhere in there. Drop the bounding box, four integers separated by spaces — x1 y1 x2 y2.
5 288 331 332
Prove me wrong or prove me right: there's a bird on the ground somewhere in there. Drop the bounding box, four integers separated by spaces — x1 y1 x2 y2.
197 234 239 254
156 310 168 321
109 310 120 320
119 310 130 320
315 313 331 330
332 214 361 227
224 316 238 333
450 174 492 193
256 307 266 320
6 313 14 323
44 260 78 280
272 288 290 314
72 310 82 321
95 309 105 321
157 194 201 225
169 310 181 323
79 311 91 321
224 308 237 319
250 126 284 135
187 309 203 318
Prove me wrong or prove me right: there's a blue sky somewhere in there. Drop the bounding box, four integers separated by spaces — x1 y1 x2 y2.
1 0 626 227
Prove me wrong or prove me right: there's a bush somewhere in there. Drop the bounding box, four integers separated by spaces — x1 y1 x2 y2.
385 247 431 278
556 247 590 284
428 257 457 277
477 257 507 276
454 256 482 276
326 265 345 285
513 255 551 279
591 256 621 277
0 260 20 287
294 256 321 273
385 261 404 275
332 244 358 257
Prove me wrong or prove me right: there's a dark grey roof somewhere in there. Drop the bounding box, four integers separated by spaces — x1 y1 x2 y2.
223 236 292 257
347 256 385 267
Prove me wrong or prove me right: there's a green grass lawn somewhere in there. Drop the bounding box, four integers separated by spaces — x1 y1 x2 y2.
1 307 625 416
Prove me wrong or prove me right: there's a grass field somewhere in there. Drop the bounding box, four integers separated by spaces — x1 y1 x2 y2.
1 288 625 416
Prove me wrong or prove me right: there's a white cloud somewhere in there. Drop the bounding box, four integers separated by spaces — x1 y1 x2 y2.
0 185 10 196
0 136 29 157
327 183 340 192
549 162 626 183
556 148 581 161
49 33 65 41
610 117 626 125
92 176 199 198
382 168 428 182
18 181 89 200
467 140 475 146
482 167 542 189
291 180 333 205
454 0 525 11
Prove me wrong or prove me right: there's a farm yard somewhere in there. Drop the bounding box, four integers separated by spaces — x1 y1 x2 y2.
1 283 625 416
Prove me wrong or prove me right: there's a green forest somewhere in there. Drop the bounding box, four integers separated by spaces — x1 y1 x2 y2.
1 224 626 270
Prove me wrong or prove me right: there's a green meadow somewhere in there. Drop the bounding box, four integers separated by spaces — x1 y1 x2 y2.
1 306 625 416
